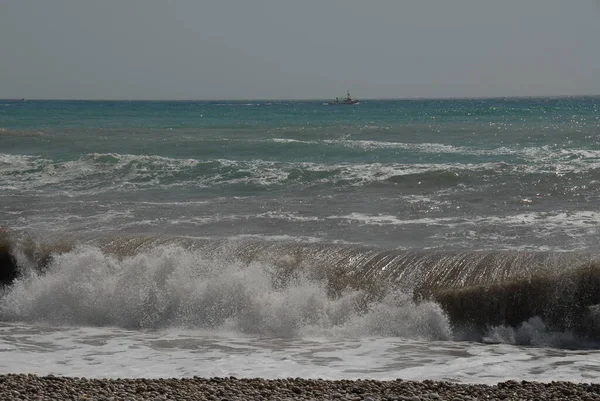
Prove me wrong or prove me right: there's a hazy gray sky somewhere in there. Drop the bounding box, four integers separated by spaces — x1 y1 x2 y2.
1 0 599 99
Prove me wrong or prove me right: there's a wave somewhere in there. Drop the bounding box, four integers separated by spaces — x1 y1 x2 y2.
0 153 453 193
0 128 45 137
5 151 600 197
323 139 502 155
280 138 600 164
2 230 600 346
214 103 259 106
331 210 600 231
3 139 600 196
0 234 451 339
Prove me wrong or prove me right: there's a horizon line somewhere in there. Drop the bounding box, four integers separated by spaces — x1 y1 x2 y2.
1 94 599 102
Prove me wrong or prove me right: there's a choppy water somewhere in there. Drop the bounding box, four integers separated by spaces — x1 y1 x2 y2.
1 97 600 383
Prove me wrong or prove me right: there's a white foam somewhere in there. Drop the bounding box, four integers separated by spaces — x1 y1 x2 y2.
329 210 600 231
9 210 135 232
4 148 600 196
0 154 48 173
324 140 469 154
0 245 451 339
271 138 313 144
228 234 332 243
328 213 466 227
167 211 321 227
1 323 599 383
255 211 321 223
2 245 600 382
214 103 257 106
0 152 203 195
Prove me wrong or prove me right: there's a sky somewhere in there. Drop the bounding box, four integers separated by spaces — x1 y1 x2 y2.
1 0 599 100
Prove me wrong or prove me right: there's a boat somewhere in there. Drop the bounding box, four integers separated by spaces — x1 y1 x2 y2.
327 91 359 105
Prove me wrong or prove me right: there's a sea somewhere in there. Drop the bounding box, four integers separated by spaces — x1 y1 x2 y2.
1 97 600 384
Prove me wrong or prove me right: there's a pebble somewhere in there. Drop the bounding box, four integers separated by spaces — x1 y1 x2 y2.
0 374 599 400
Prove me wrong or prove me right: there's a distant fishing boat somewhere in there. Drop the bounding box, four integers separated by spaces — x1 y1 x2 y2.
327 91 359 105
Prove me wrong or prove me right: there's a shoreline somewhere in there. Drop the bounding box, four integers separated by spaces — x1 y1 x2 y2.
1 375 599 400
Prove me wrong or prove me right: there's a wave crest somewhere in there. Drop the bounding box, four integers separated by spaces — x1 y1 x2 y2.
3 232 600 345
0 244 452 339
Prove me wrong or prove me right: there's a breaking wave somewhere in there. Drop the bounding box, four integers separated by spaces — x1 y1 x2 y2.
2 231 600 347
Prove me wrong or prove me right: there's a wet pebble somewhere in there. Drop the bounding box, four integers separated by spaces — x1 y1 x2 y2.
0 374 599 400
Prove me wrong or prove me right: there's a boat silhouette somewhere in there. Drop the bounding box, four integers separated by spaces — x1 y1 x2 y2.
327 91 359 105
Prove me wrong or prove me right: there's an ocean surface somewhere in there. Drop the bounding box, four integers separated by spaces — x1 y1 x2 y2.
1 97 600 383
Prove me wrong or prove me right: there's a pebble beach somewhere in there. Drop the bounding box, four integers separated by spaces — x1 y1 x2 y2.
1 375 599 401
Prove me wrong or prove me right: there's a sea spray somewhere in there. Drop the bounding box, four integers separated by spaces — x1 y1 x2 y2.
3 232 600 345
0 244 452 339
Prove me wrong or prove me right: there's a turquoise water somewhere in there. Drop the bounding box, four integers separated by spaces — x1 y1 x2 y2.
1 97 600 249
5 98 600 362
